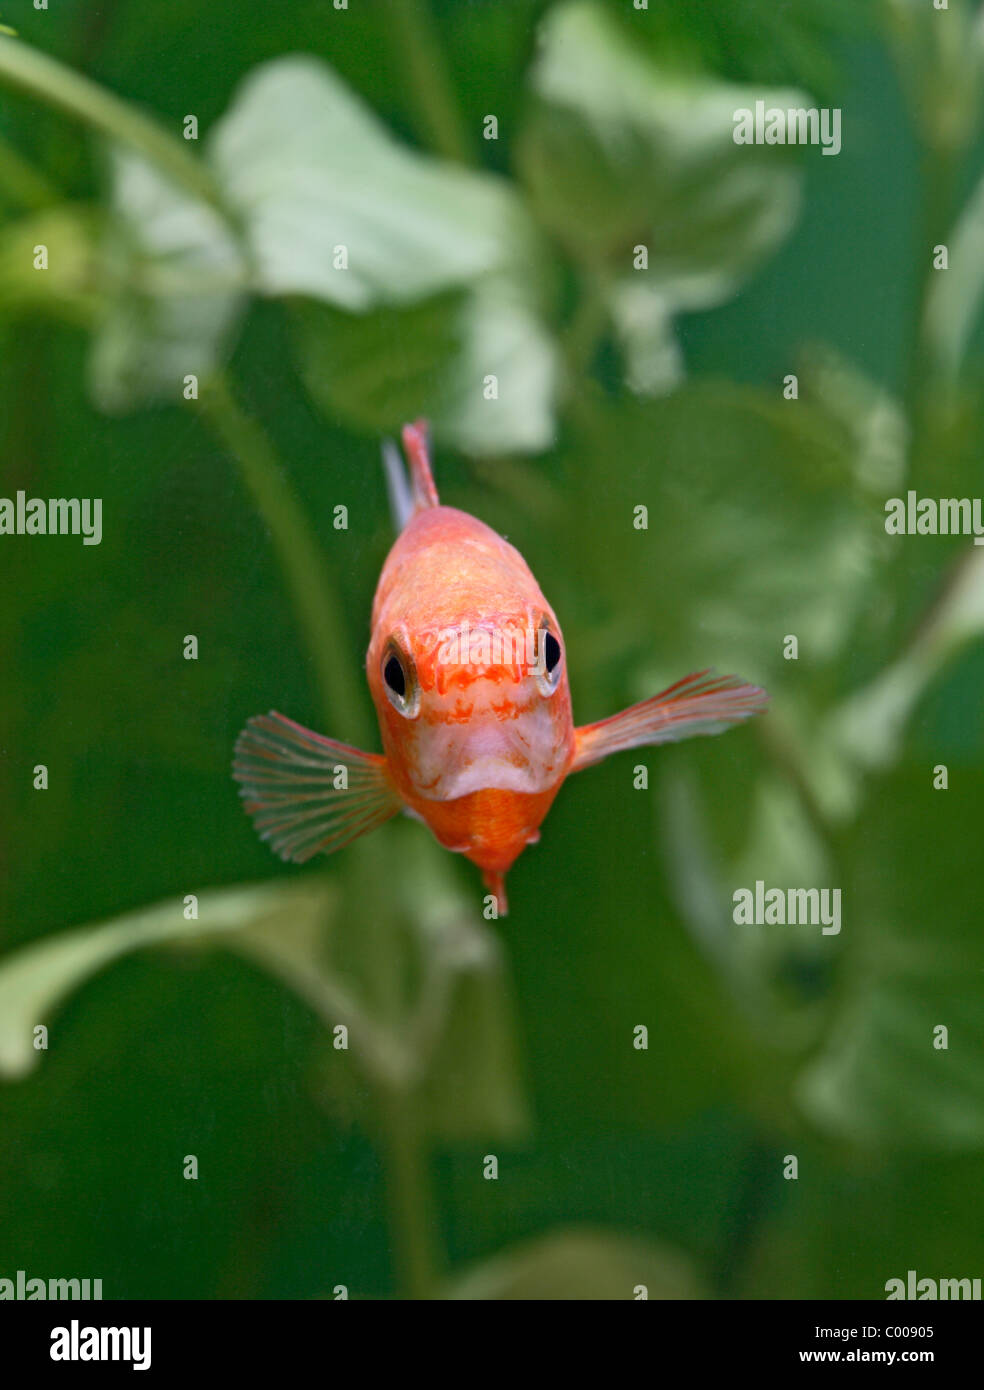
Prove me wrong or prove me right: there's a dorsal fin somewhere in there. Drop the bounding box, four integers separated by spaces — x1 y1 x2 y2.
381 420 440 532
382 438 415 530
402 419 440 510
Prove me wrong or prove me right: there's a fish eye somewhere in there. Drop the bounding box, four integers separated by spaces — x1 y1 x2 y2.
536 625 563 696
381 641 420 717
384 654 405 699
544 632 561 674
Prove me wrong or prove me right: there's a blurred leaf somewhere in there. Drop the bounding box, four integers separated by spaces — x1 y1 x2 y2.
415 914 528 1140
228 827 526 1139
882 0 984 155
85 54 559 446
213 52 559 452
384 829 528 1140
925 171 984 383
91 145 247 411
560 385 888 687
798 974 984 1149
446 1227 702 1300
0 880 333 1080
604 0 868 98
608 278 684 398
0 852 523 1137
0 203 98 322
293 290 465 432
799 343 907 498
210 54 541 310
829 546 984 773
661 757 834 1038
294 277 558 454
517 1 803 306
796 762 984 1150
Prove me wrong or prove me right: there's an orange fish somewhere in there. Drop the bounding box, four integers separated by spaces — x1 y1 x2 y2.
233 421 768 914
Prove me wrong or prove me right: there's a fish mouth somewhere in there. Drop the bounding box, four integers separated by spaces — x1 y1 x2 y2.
434 754 543 799
410 723 559 800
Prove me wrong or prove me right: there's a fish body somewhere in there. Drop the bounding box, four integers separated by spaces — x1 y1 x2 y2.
368 502 574 891
234 422 768 913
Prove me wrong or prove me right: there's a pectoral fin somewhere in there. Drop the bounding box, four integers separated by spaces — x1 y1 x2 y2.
233 711 402 862
572 670 768 772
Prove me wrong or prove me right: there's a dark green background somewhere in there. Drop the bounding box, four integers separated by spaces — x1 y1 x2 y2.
2 0 983 1299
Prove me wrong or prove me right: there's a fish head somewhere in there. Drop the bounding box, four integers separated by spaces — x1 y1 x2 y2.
366 602 575 865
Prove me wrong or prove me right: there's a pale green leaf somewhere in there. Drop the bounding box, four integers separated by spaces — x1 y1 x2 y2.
447 1228 702 1300
518 0 804 306
829 545 984 773
210 54 540 310
294 279 558 454
609 278 684 398
0 880 333 1080
90 145 247 411
925 173 984 381
797 923 984 1151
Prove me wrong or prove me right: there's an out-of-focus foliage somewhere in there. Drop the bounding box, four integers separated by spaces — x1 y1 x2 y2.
517 3 804 295
2 0 984 1299
94 53 559 448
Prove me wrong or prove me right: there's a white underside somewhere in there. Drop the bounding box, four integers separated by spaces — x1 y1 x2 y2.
409 698 561 800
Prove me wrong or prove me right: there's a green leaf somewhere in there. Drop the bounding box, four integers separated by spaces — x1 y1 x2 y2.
446 1228 702 1300
210 54 541 310
381 829 529 1140
415 915 528 1140
0 203 99 322
0 880 335 1080
0 849 525 1139
796 763 984 1150
882 0 984 156
925 172 984 383
660 757 835 1032
603 0 866 99
209 53 558 453
293 277 558 454
829 546 984 773
517 1 803 305
90 146 247 412
560 385 887 684
90 53 559 449
608 278 684 398
797 343 907 498
798 975 984 1150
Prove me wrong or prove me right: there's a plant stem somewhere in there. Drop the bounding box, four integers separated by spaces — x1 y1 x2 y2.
198 374 367 742
377 1085 442 1298
0 35 227 217
389 0 473 165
